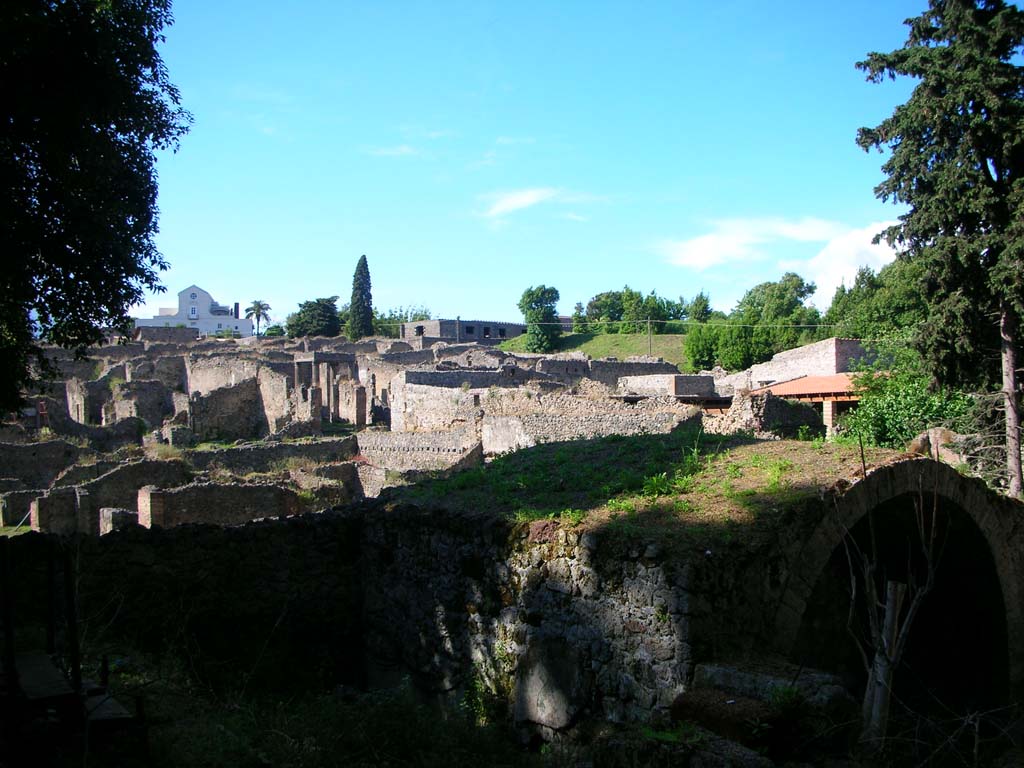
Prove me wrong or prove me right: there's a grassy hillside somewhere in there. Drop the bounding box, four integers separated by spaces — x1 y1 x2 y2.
396 429 900 556
499 332 689 368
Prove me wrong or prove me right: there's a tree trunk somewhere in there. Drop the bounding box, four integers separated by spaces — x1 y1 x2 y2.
1001 303 1022 498
861 581 906 753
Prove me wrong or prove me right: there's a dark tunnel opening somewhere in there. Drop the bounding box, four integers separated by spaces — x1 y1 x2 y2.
793 492 1010 719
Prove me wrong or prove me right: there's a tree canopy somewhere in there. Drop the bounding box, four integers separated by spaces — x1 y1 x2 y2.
824 260 929 340
858 0 1024 494
517 285 561 353
683 272 823 371
347 255 374 340
0 0 191 411
287 297 342 338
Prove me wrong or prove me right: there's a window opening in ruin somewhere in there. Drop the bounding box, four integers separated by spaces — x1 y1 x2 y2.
483 327 491 338
465 326 475 335
499 328 506 338
473 394 480 406
415 325 425 336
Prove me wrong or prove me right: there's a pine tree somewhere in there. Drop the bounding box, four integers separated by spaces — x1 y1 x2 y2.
347 255 374 340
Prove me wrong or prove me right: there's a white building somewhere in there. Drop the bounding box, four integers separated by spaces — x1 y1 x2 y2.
134 285 254 337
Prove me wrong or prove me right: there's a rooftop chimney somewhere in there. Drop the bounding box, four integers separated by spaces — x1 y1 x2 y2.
234 302 240 319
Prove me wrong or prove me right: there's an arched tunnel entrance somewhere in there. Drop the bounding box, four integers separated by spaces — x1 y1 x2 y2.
792 491 1010 718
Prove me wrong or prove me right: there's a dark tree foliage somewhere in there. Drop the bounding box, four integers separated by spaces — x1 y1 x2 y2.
571 302 587 333
685 291 712 324
0 0 191 411
858 0 1024 494
684 323 719 371
517 285 561 353
580 287 683 334
824 260 929 339
347 255 374 340
287 297 341 338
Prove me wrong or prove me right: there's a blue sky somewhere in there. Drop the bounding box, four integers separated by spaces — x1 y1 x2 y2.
136 0 925 327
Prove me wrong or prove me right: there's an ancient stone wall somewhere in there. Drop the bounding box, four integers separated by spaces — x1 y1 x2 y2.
190 378 266 442
133 326 200 343
185 436 358 475
337 382 367 426
108 380 175 427
0 440 84 488
125 355 188 391
478 389 700 454
30 459 192 535
703 392 823 439
360 509 697 730
617 375 715 398
66 378 112 425
257 366 293 433
138 481 301 528
718 337 871 391
186 355 262 395
356 429 482 472
535 355 592 383
586 358 681 387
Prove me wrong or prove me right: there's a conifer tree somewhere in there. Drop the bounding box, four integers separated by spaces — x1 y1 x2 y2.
858 0 1024 495
347 255 374 340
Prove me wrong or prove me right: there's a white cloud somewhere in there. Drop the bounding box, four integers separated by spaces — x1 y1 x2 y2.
658 217 851 270
484 187 560 217
366 144 418 157
788 221 899 309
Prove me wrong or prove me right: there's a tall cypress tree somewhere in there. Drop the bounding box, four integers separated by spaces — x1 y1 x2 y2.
347 254 374 340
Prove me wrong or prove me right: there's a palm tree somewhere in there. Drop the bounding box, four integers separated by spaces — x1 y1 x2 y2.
244 300 271 336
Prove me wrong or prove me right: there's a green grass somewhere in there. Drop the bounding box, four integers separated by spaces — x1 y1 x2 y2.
499 332 689 368
0 525 30 537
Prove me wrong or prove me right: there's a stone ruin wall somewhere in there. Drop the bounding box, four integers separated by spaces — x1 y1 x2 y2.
29 459 192 535
0 440 84 489
703 392 824 439
5 499 797 734
138 481 302 529
355 428 482 472
718 337 870 392
184 436 358 474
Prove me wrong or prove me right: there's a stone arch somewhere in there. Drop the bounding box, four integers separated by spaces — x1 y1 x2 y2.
773 458 1024 695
